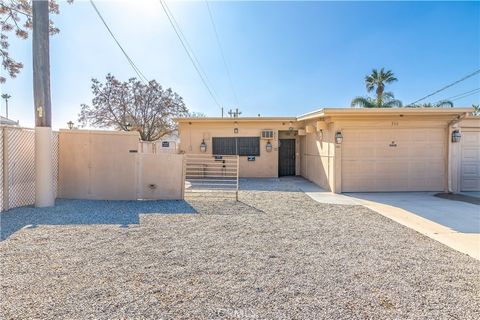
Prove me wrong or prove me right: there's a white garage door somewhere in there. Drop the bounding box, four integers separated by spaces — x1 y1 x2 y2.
342 128 446 192
461 131 480 191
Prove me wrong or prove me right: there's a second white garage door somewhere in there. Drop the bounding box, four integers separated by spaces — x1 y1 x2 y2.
460 131 480 191
342 128 446 192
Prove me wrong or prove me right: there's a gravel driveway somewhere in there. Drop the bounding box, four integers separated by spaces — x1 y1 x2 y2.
1 179 479 319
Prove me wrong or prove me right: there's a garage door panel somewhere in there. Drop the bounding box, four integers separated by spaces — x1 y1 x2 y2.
375 161 409 175
462 179 480 190
462 164 478 176
463 132 479 143
342 128 445 192
389 178 409 189
395 129 443 143
407 145 444 158
342 145 377 158
344 130 393 142
461 131 480 191
342 161 370 175
409 163 429 175
410 160 444 172
462 148 479 160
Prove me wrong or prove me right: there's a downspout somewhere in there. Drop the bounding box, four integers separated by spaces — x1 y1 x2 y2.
448 113 467 127
447 113 467 193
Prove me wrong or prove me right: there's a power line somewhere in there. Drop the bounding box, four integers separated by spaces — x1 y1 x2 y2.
158 0 222 109
205 0 240 107
451 89 480 102
437 87 480 103
161 1 219 98
90 0 149 84
409 69 480 105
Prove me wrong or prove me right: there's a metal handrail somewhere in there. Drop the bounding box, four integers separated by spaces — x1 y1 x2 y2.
184 154 239 201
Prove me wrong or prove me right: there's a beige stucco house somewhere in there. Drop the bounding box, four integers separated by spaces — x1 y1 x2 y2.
177 108 479 193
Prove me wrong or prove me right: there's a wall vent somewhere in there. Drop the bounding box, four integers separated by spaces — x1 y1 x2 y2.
261 130 274 139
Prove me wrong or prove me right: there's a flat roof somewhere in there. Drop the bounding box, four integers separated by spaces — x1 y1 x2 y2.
297 107 474 120
175 108 474 123
175 116 297 122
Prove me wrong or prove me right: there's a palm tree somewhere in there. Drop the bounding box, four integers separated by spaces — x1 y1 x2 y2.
351 68 402 108
351 92 402 108
406 100 454 108
473 104 480 116
365 68 397 105
436 100 454 108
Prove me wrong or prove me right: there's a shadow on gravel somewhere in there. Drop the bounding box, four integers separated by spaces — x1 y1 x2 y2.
0 199 197 241
239 177 304 192
187 199 266 215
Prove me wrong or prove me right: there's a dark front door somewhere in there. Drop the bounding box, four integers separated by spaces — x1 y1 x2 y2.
278 139 296 176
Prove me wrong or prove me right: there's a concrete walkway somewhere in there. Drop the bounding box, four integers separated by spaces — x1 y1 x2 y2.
293 178 480 261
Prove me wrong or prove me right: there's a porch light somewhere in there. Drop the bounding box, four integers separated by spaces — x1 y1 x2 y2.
452 130 461 143
67 121 74 130
335 131 343 144
266 140 273 152
200 139 207 152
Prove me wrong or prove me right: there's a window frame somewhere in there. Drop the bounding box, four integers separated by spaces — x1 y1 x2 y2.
212 137 260 156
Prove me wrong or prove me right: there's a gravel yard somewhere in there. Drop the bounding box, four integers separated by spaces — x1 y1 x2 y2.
1 179 479 319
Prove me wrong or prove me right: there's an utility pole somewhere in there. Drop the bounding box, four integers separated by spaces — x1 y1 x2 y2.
235 108 242 117
1 94 11 118
33 0 54 207
227 108 242 117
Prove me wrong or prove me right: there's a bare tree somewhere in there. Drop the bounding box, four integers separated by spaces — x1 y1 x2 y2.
79 74 189 141
0 0 72 83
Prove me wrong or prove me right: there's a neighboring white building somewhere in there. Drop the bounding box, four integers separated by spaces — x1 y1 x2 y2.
138 131 179 154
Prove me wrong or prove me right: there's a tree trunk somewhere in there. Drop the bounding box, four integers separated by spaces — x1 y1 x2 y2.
376 84 384 108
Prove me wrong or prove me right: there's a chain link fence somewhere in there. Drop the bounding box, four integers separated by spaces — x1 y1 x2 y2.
0 128 3 212
1 126 59 212
52 131 59 198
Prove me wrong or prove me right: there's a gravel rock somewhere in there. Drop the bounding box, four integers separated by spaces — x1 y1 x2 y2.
1 179 479 319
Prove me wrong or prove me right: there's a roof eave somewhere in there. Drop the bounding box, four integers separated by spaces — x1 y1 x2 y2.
297 107 474 120
174 117 297 123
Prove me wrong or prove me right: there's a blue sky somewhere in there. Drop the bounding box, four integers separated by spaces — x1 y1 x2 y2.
1 0 479 129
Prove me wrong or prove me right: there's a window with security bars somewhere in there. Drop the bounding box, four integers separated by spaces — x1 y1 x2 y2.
212 137 260 156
